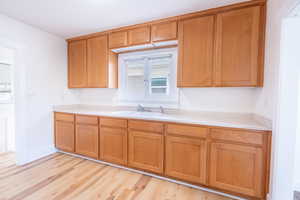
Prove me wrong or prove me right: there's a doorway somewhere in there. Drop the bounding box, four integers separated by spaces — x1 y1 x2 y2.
271 8 300 200
0 46 15 155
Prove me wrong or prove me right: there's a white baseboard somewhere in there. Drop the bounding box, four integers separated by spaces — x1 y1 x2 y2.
17 145 56 165
59 150 246 200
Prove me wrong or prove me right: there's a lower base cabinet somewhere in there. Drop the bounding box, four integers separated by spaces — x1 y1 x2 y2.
75 124 99 159
128 131 164 174
55 120 75 152
100 127 127 165
165 136 207 184
55 113 75 152
54 112 270 200
209 142 264 198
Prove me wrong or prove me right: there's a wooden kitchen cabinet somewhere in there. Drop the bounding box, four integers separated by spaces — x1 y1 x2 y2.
67 2 266 89
68 35 118 89
68 40 87 88
128 130 164 174
54 112 271 200
109 31 128 49
209 142 264 198
128 26 151 45
75 115 99 159
87 35 108 88
151 21 177 42
100 118 128 165
55 113 75 152
214 6 263 87
177 15 215 87
100 127 127 165
165 135 207 184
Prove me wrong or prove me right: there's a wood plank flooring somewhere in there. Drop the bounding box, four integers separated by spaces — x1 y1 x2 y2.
0 152 235 200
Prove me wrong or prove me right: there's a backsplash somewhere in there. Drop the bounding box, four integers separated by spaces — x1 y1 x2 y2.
77 87 259 113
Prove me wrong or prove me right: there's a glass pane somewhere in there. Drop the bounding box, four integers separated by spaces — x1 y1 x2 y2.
125 60 146 101
149 56 171 95
151 78 167 87
151 88 167 94
0 63 12 93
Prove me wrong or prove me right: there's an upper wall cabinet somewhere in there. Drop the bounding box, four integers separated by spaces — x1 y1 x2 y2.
177 15 215 87
68 40 87 88
178 5 264 87
128 26 151 46
151 21 178 42
68 35 118 88
214 6 263 87
87 36 108 88
67 2 266 89
109 31 128 49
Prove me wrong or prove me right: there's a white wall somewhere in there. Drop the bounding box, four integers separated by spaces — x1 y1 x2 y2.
255 0 299 120
78 87 259 113
257 0 300 199
0 14 79 164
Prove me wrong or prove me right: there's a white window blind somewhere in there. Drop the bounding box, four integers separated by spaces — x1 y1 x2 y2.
119 48 178 104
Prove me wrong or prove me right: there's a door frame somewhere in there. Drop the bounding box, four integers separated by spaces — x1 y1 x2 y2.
0 38 28 165
270 6 300 199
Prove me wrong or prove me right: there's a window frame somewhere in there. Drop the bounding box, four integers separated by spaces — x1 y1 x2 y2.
0 62 13 104
118 47 178 104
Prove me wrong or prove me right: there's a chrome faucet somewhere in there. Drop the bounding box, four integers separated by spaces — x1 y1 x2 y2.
137 104 146 112
159 106 164 113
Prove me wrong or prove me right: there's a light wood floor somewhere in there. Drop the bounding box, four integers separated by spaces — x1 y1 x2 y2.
0 152 235 200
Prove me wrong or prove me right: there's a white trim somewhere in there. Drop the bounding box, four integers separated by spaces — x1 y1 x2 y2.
118 47 179 105
58 150 246 200
22 145 56 165
0 39 27 165
270 17 300 200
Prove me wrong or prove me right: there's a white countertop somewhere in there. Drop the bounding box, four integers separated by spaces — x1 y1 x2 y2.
53 105 272 131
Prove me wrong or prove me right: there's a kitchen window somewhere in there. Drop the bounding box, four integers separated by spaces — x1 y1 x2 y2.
118 48 178 104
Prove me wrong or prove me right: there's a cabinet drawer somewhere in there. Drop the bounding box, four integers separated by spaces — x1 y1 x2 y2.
211 128 264 145
100 118 127 128
76 115 98 125
129 120 164 134
55 112 74 122
167 124 208 138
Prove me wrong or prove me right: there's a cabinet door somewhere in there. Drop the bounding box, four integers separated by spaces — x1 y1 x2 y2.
166 136 207 184
87 35 108 88
128 131 164 174
128 26 150 45
55 121 75 152
75 124 99 159
109 31 128 49
68 40 87 88
209 142 263 197
215 6 261 86
151 21 177 42
177 15 215 87
100 127 127 165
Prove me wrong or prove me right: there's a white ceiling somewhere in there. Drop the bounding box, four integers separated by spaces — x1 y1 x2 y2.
0 0 249 39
